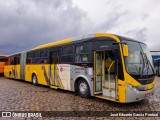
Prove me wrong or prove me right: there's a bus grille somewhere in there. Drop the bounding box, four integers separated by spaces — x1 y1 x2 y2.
138 77 154 85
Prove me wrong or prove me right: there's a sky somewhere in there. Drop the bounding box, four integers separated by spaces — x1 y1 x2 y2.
0 0 160 54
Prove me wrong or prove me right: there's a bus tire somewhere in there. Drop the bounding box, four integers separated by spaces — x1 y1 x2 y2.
32 74 38 86
78 79 90 98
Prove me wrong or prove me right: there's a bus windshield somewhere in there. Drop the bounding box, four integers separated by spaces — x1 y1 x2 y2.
124 40 154 76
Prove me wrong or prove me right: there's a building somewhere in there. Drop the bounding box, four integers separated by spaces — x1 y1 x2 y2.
150 51 160 61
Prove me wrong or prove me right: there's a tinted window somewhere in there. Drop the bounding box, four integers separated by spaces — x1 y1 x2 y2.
62 46 73 55
26 58 33 64
35 51 40 58
27 52 33 64
45 50 49 57
40 51 45 57
50 50 61 64
76 43 92 54
75 54 91 63
75 43 92 63
61 55 73 63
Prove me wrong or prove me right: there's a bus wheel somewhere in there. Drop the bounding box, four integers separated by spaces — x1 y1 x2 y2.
32 74 38 86
78 79 90 98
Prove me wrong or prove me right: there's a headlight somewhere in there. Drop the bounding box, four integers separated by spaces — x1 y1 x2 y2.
136 85 147 91
126 83 147 91
126 83 132 89
126 83 138 91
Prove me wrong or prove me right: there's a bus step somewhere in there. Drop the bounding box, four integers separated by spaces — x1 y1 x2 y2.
96 74 103 76
102 87 115 91
102 89 116 98
50 85 59 89
94 91 103 95
95 95 116 101
103 81 115 89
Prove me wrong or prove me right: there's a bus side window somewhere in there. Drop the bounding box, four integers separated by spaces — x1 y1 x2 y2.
56 51 61 64
14 57 17 65
75 43 91 63
5 58 9 65
10 57 14 65
61 46 74 63
50 51 60 64
39 50 48 64
52 52 56 64
13 56 20 65
26 52 33 64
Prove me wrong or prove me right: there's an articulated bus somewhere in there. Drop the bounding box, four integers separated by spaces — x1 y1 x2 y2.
4 33 155 103
154 58 160 76
0 54 7 74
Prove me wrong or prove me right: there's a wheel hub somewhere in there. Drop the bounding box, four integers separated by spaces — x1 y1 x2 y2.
79 82 87 94
33 76 36 84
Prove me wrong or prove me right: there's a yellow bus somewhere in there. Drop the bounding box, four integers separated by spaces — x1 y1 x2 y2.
4 33 155 103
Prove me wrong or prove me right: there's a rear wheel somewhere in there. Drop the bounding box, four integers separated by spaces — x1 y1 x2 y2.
78 79 90 98
32 74 38 86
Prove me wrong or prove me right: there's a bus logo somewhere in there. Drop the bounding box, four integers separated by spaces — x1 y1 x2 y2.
85 68 88 75
2 112 11 117
71 68 75 73
60 67 63 72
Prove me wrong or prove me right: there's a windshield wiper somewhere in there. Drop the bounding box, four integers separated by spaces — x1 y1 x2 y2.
140 51 145 76
140 51 155 75
143 53 155 75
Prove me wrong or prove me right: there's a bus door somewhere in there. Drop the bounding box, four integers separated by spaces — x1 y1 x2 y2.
94 51 104 94
20 52 26 80
94 50 118 100
49 50 61 87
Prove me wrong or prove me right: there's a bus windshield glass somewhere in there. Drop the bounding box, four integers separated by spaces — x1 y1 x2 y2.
123 40 154 75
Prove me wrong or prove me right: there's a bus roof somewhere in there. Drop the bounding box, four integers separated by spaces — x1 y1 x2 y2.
7 32 147 56
31 33 146 51
31 33 122 51
117 35 147 45
31 38 73 51
6 52 23 57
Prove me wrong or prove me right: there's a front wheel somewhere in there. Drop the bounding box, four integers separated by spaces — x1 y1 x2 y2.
32 74 38 86
78 79 90 98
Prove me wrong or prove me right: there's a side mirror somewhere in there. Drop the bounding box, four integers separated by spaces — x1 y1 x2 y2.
123 45 129 57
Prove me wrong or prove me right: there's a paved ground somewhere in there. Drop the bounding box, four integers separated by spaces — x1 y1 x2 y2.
0 76 160 120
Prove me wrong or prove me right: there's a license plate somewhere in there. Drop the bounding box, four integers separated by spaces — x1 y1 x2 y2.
145 93 150 97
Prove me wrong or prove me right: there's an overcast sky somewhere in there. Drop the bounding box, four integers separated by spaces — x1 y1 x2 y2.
0 0 160 54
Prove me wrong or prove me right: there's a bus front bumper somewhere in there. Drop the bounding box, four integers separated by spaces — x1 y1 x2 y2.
126 87 155 103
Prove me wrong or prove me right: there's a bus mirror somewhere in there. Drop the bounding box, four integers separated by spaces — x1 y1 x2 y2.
123 45 129 57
